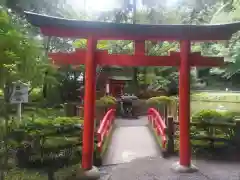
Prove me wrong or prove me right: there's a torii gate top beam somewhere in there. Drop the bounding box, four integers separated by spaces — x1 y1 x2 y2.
25 11 240 41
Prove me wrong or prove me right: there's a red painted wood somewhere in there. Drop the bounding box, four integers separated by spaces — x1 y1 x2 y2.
109 80 125 97
148 108 167 149
135 40 145 55
97 109 116 153
109 80 126 84
82 37 97 170
179 40 191 167
49 51 224 67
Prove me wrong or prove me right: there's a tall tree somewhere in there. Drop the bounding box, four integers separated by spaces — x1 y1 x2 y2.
0 7 56 96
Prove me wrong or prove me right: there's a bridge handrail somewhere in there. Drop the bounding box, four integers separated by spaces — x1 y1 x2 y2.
97 108 116 153
148 108 167 149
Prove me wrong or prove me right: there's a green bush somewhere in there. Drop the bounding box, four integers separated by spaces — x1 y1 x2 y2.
20 116 83 128
54 117 83 125
191 110 236 140
138 90 167 99
95 99 106 107
191 92 240 103
191 110 235 123
6 116 85 170
8 117 84 145
99 95 117 107
146 96 175 107
29 88 42 102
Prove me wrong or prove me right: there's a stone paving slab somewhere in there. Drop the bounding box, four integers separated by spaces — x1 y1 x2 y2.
104 157 240 180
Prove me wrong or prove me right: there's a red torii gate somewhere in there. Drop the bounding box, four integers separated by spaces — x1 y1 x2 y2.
49 50 223 67
25 11 240 177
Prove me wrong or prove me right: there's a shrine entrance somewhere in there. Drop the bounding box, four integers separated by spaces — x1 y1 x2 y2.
109 80 124 97
25 11 240 178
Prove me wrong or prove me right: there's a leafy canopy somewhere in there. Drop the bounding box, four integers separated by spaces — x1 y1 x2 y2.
0 7 56 89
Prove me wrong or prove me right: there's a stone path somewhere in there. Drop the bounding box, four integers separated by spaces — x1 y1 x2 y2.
102 117 161 165
100 157 240 180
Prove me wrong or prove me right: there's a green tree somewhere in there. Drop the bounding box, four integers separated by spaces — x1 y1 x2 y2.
0 7 56 97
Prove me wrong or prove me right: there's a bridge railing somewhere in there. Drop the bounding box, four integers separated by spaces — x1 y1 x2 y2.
96 108 116 153
148 108 168 153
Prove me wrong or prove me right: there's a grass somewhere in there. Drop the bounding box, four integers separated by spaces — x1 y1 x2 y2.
191 91 240 115
191 101 240 114
191 91 240 102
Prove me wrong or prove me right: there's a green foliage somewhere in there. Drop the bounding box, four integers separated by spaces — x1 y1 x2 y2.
4 169 45 180
0 7 57 103
191 92 240 102
6 116 83 144
18 116 83 133
99 95 117 107
192 110 223 123
146 96 175 106
7 116 84 167
138 89 167 99
44 65 84 104
28 88 42 102
95 99 106 107
192 109 235 123
190 109 237 143
73 39 109 50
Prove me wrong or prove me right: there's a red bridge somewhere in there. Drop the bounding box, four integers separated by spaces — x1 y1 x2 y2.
96 108 168 165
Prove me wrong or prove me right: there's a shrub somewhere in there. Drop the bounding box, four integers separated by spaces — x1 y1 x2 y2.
8 117 84 144
191 110 236 139
29 88 42 102
138 90 167 99
99 95 117 107
146 96 175 106
95 99 106 107
191 110 235 123
54 117 83 125
6 116 85 170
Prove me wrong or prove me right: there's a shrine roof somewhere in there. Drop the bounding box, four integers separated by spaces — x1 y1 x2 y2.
25 11 240 41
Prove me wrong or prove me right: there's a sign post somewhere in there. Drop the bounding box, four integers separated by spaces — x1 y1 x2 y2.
9 81 29 122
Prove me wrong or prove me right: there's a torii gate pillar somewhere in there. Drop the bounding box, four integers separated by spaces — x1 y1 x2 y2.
179 40 191 166
172 40 198 172
82 37 97 171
